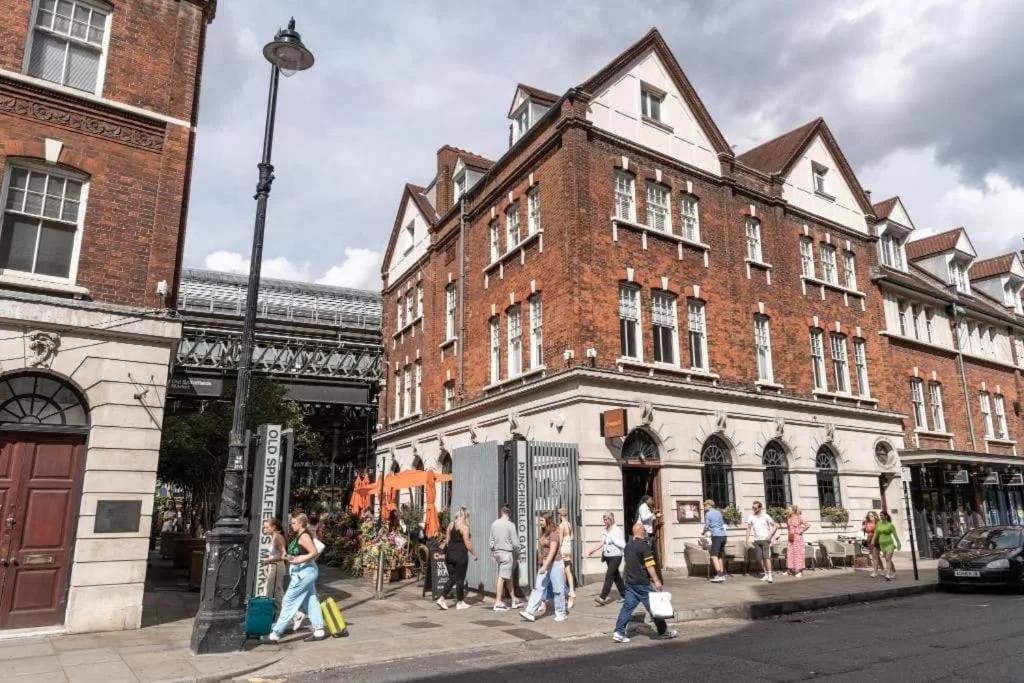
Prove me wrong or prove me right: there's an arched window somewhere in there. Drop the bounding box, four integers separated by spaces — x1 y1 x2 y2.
0 372 88 427
439 452 452 511
762 441 791 509
412 456 424 508
816 447 841 508
701 437 734 507
621 429 659 463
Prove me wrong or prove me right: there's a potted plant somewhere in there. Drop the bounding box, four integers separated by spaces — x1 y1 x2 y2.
822 506 850 525
767 506 788 525
722 504 743 527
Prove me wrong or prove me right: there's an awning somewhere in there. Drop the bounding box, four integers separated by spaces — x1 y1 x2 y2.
899 450 1024 468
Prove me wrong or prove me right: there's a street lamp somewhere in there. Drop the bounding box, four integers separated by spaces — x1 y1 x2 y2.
190 18 314 655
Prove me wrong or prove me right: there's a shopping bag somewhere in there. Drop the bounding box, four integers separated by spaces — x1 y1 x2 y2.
648 591 674 619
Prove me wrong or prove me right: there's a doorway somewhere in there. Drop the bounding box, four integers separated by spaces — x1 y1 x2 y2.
622 465 662 557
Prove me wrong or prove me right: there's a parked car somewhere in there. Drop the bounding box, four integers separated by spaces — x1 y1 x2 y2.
937 525 1024 591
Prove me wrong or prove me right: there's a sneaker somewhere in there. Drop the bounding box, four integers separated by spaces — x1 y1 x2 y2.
456 601 470 610
493 603 510 611
519 610 535 622
536 602 547 616
795 572 803 578
511 600 523 609
594 596 609 605
554 613 568 622
304 630 328 642
869 571 877 578
612 632 630 643
292 615 304 632
657 629 679 640
617 597 625 603
759 574 769 582
767 575 774 583
436 598 448 610
567 596 575 609
710 575 726 583
261 632 281 643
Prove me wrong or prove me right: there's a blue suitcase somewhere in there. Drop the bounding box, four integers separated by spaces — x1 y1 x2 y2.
245 596 275 637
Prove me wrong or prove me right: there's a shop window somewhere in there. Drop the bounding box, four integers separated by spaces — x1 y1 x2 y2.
762 442 790 509
815 447 841 508
701 437 734 508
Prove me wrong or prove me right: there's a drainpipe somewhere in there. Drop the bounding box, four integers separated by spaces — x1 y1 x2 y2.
457 195 467 401
949 298 978 451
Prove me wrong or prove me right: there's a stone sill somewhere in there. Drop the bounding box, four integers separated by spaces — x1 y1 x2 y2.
642 115 674 134
611 218 711 251
745 258 773 270
617 358 720 382
959 350 1019 371
812 389 878 406
392 315 423 339
801 275 865 298
483 230 543 273
0 271 90 297
390 412 423 427
915 429 954 439
985 437 1016 446
879 331 953 354
483 366 547 391
755 380 784 391
439 337 458 350
815 189 837 202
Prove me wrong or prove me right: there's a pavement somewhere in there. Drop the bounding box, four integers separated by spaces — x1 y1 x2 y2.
3 553 939 682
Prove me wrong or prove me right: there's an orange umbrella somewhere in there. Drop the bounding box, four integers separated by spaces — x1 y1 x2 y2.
348 473 370 515
423 470 439 538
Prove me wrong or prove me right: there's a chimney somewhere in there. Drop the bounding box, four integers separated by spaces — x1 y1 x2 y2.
435 145 461 216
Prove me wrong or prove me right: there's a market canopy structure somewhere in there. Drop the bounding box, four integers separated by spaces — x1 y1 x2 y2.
348 469 452 538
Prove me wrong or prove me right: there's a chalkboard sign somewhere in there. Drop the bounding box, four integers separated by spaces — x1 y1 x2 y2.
424 540 450 600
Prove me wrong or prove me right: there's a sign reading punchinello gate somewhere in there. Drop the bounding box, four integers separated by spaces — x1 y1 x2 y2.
253 424 282 597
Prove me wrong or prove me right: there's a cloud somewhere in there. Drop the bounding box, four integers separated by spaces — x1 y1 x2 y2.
317 248 382 289
204 250 312 282
202 248 381 289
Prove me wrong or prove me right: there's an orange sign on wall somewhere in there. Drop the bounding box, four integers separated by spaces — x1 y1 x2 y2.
600 408 628 438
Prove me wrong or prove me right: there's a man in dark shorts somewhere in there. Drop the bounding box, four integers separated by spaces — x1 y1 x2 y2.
612 522 678 643
701 499 728 582
745 500 777 583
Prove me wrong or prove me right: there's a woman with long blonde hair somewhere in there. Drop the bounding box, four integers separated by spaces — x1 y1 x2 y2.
785 506 810 577
862 511 882 577
557 507 577 608
263 513 326 642
437 507 477 610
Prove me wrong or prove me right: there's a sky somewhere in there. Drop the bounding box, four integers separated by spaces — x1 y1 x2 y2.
185 0 1024 290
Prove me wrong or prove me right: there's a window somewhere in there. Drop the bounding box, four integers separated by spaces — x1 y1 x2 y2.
810 328 827 390
880 232 905 269
394 371 402 418
621 429 660 463
416 286 423 318
527 187 541 236
453 172 466 202
754 315 773 382
403 365 412 418
506 203 520 248
897 299 909 337
949 260 969 293
405 291 414 325
645 183 670 233
1 164 85 280
507 305 522 376
994 394 1009 440
444 382 455 410
619 285 641 360
812 163 828 195
403 221 415 253
831 334 850 393
414 362 422 414
853 339 870 397
820 244 838 285
980 392 994 438
843 251 857 289
395 299 402 332
529 294 543 369
815 448 841 508
513 107 529 142
489 317 500 383
444 284 456 340
614 171 635 222
911 303 923 340
910 379 926 428
928 381 946 432
687 299 708 370
800 238 815 278
925 307 935 343
762 443 791 509
27 0 109 94
701 437 734 508
681 195 700 242
745 218 762 262
489 219 500 262
651 292 678 365
640 86 664 122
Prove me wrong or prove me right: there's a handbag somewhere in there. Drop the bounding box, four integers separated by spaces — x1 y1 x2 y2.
313 537 326 555
648 591 674 619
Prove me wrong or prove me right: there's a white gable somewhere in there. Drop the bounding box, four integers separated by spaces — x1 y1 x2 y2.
386 196 430 284
781 134 868 234
886 198 915 231
953 231 976 258
585 49 721 176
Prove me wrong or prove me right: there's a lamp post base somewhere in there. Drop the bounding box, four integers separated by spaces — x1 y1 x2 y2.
190 525 251 654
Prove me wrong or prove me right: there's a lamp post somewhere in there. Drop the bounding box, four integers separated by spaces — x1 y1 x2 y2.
190 18 314 655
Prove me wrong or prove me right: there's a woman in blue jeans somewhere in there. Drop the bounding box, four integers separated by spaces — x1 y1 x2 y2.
519 513 567 622
263 513 327 642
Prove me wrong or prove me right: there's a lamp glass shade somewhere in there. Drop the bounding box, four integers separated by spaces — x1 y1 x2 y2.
263 33 314 72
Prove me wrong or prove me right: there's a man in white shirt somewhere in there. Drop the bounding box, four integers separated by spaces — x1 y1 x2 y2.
745 500 778 583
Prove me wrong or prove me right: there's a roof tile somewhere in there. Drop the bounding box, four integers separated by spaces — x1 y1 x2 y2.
905 228 965 261
736 118 821 174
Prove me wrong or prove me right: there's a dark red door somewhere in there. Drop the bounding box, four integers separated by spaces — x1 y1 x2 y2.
0 434 85 629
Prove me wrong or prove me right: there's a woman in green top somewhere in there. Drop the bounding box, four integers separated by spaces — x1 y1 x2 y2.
264 512 327 642
874 511 901 581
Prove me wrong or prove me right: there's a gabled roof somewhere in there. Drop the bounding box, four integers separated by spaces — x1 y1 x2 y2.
407 183 438 224
906 228 973 261
577 27 731 157
381 183 436 279
872 197 899 220
736 117 874 215
970 253 1022 281
442 145 494 172
507 83 559 116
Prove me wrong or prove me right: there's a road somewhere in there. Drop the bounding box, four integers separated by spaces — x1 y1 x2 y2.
288 592 1024 682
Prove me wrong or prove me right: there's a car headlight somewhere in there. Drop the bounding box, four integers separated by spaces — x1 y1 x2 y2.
937 558 950 569
986 558 1010 570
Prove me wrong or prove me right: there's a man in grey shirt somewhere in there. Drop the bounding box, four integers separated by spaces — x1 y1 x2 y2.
489 504 522 610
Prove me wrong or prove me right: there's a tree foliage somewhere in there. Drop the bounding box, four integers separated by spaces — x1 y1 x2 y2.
158 377 322 534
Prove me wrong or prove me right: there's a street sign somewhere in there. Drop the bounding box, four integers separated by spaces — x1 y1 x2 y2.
253 424 283 597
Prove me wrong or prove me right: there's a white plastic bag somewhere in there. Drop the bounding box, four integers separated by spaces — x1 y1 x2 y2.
649 591 674 619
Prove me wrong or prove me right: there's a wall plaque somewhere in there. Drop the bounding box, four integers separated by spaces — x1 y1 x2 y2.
600 408 628 438
94 500 142 533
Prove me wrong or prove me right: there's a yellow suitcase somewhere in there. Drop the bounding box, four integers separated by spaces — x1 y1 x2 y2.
320 596 349 638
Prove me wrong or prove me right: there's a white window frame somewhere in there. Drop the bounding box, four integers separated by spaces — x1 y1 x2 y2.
488 219 500 263
506 203 520 249
529 294 543 369
651 291 679 366
0 161 89 286
994 394 1009 440
924 307 935 343
489 317 500 383
810 329 827 390
687 299 709 371
403 365 412 418
640 86 664 122
820 244 838 285
979 391 994 438
613 171 635 222
395 299 403 332
799 237 815 278
853 339 870 397
444 284 456 340
681 195 700 242
414 361 422 414
949 260 970 293
527 187 541 236
645 183 670 233
928 381 946 432
443 381 454 410
512 105 530 143
745 218 763 262
843 250 857 290
911 303 923 340
507 305 522 377
416 285 423 318
619 284 642 361
453 171 467 202
405 291 414 326
910 379 926 428
754 315 773 383
812 163 828 195
23 0 113 96
394 370 402 418
897 298 909 337
830 334 850 394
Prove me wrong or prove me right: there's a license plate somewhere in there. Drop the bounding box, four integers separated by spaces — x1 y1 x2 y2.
954 570 980 578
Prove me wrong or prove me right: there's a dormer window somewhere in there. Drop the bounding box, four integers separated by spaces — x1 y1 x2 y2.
879 231 906 270
640 85 664 123
453 172 467 202
949 260 970 294
514 107 530 141
812 163 830 197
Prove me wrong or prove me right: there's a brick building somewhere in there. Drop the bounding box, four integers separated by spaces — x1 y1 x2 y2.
0 0 214 632
375 29 1024 576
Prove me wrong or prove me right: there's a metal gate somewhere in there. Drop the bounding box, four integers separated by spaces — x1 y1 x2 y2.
450 442 503 594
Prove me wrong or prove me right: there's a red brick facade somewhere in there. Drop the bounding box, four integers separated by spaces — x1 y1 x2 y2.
0 0 214 308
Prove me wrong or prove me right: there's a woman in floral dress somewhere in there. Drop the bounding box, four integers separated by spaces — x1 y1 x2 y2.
786 506 810 577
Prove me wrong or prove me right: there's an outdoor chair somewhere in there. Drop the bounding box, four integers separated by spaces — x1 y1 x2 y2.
724 540 750 574
804 541 826 570
770 540 788 572
684 543 711 578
